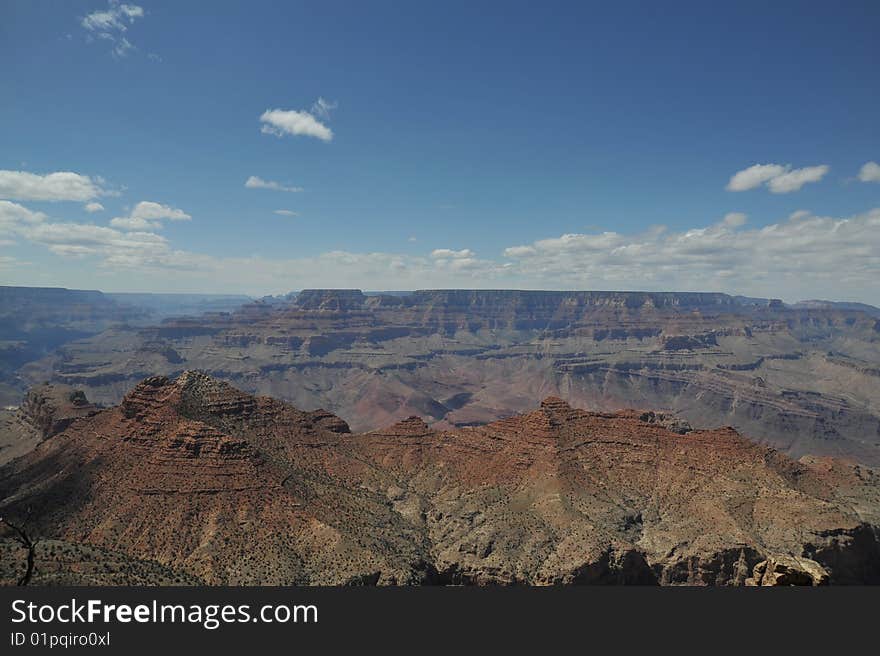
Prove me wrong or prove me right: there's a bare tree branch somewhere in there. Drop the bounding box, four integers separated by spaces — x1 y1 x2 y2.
1 509 40 586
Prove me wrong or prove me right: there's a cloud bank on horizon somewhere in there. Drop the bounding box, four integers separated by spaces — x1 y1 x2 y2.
3 172 880 304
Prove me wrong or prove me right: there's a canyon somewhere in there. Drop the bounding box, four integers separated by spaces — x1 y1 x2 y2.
3 286 880 584
6 287 879 466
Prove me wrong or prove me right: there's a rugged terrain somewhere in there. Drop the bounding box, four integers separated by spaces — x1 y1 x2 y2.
0 286 147 406
0 286 249 407
1 372 878 585
14 288 880 466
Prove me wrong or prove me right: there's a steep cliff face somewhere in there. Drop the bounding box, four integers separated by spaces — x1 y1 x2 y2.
1 373 878 586
16 289 880 466
369 289 741 332
0 384 100 466
295 289 368 311
20 384 100 439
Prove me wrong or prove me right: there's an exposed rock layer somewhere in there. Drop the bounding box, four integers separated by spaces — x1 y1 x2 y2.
17 289 880 466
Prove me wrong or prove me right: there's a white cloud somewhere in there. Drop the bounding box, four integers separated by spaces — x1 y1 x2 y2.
274 209 298 217
260 108 333 142
0 170 108 202
858 161 880 183
722 212 748 227
245 176 303 193
128 201 190 221
726 163 829 193
7 193 880 303
0 200 181 269
0 201 47 230
110 201 191 231
84 202 105 213
26 222 166 257
503 245 536 257
726 164 787 192
108 216 156 230
502 208 880 301
81 1 145 57
81 2 143 32
766 165 829 193
431 248 475 259
429 248 484 271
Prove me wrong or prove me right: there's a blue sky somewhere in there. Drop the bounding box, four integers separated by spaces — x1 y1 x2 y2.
1 0 879 301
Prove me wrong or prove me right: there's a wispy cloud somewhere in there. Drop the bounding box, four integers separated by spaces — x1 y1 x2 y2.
429 248 484 271
110 201 191 231
259 101 335 142
431 248 475 259
727 163 829 193
310 98 338 120
26 222 170 261
858 161 880 183
245 176 303 193
80 1 145 58
84 202 105 213
0 170 109 202
273 209 298 217
7 191 880 303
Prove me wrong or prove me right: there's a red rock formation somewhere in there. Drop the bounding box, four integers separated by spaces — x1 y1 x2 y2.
1 372 878 585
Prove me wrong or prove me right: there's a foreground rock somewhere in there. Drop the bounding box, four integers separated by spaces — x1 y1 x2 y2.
746 556 829 586
1 372 878 585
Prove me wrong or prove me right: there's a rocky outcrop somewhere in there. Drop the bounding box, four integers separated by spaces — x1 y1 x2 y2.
372 416 434 438
658 332 718 351
1 373 878 586
20 385 99 439
746 556 830 586
636 410 693 434
295 289 367 311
